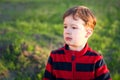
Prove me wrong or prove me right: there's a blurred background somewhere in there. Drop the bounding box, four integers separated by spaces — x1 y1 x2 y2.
0 0 120 80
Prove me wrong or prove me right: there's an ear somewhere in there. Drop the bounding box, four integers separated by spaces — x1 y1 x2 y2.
85 27 93 38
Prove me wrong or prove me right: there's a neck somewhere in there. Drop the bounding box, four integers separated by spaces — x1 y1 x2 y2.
69 44 86 51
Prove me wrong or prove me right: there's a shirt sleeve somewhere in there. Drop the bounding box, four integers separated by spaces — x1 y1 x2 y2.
94 56 112 80
43 52 56 80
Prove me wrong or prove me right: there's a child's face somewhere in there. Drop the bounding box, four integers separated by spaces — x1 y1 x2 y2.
63 15 89 48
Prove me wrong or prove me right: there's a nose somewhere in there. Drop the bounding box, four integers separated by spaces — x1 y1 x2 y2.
64 28 71 35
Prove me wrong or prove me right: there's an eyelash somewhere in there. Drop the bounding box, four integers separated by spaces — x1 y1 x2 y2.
72 27 78 29
64 26 67 29
64 26 78 29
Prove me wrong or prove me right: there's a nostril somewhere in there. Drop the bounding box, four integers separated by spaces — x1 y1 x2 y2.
67 31 70 34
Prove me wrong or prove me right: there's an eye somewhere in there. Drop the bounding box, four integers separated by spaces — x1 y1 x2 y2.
64 26 67 29
72 26 78 29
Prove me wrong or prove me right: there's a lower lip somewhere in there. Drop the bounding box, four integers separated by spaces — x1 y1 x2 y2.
65 37 72 41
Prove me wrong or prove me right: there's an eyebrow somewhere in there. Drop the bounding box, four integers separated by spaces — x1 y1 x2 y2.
63 23 67 25
71 24 78 26
63 23 78 26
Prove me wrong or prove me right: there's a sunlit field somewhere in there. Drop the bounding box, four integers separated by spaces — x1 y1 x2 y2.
0 0 120 80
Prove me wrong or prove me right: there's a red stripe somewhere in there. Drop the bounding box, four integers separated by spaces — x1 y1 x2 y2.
43 78 49 80
53 70 72 79
96 65 109 77
76 56 101 64
51 54 71 62
76 71 95 79
51 53 103 64
46 63 52 73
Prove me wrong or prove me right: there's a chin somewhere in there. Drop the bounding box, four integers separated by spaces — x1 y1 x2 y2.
66 43 76 47
65 41 76 46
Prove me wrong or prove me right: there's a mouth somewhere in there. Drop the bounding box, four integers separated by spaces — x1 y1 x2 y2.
65 37 72 41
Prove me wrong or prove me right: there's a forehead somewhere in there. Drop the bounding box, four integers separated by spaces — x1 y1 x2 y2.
63 15 85 25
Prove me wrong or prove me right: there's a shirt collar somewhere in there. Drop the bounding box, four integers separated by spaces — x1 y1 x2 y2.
64 43 90 56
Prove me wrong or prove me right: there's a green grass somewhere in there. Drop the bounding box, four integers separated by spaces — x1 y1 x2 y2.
0 0 120 80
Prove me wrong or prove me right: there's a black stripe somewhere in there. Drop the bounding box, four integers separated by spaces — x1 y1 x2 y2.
84 51 99 56
95 72 111 80
53 62 72 71
52 50 65 54
44 70 56 79
48 56 53 65
95 59 105 69
76 63 94 72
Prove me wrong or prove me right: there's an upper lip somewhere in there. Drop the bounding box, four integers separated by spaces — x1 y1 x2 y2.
65 37 72 39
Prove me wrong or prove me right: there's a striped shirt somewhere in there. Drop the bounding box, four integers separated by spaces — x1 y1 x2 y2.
43 43 112 80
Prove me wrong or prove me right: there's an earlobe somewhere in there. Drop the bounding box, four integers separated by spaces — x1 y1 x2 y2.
85 28 93 38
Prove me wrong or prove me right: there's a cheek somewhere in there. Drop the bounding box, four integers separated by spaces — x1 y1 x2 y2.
72 32 80 41
74 31 86 40
73 30 81 37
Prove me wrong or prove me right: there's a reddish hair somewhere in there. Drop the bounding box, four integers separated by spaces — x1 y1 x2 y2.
63 6 96 29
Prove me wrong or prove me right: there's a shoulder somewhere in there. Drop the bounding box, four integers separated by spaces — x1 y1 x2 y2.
85 44 102 57
85 50 102 56
51 46 65 54
85 49 104 61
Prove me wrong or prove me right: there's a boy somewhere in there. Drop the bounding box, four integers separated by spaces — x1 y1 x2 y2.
43 6 112 80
